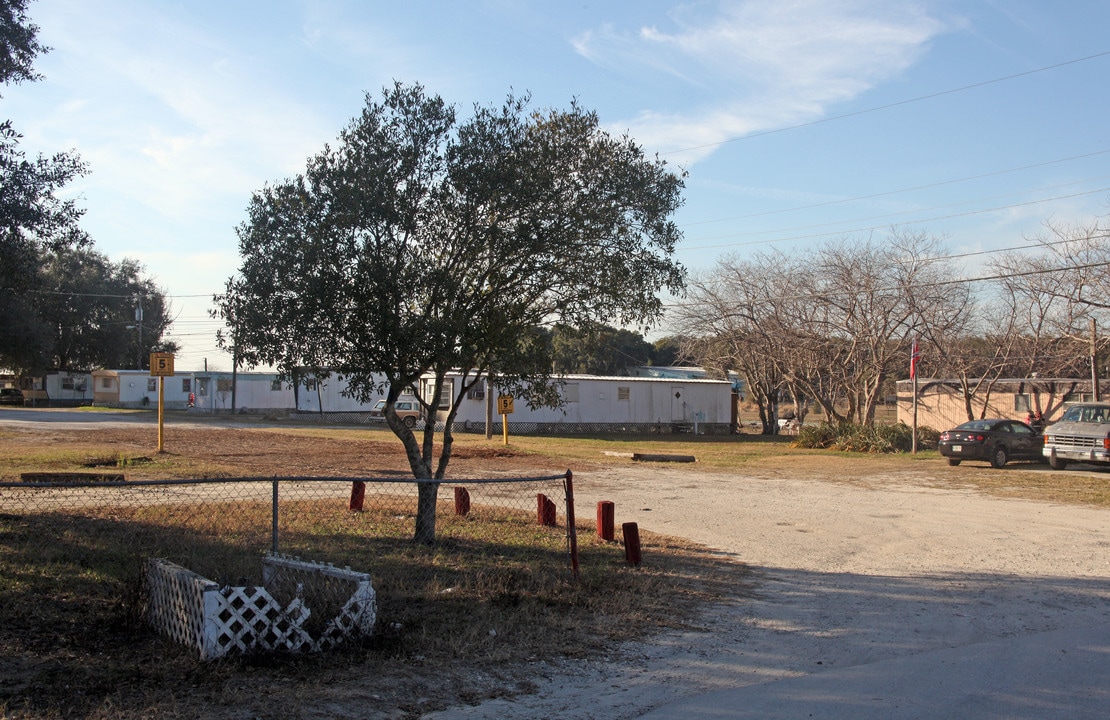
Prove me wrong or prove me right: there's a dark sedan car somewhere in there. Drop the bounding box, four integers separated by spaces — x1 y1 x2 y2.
0 387 24 406
938 419 1044 468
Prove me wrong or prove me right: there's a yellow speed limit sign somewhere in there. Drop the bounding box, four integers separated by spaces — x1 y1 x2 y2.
150 352 175 377
497 394 514 415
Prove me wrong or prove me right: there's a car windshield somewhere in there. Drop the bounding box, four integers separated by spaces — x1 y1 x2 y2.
1060 405 1110 423
955 420 998 431
372 399 385 410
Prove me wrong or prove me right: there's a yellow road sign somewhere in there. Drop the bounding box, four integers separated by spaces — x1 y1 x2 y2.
150 353 175 377
497 394 514 415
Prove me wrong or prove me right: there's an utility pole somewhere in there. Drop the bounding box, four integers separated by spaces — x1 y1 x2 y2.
133 295 144 370
231 298 239 412
1091 318 1100 402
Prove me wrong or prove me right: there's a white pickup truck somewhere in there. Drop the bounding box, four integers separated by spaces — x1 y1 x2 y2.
1042 402 1110 470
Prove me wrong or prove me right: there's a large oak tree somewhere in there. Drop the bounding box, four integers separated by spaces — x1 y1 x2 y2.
1 0 91 371
216 83 686 543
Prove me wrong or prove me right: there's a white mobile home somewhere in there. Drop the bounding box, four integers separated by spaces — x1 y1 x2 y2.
122 369 734 433
290 373 733 433
469 375 734 433
296 373 390 414
191 372 296 413
92 369 194 409
21 370 95 406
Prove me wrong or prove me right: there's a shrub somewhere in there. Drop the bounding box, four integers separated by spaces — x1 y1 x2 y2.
794 421 938 453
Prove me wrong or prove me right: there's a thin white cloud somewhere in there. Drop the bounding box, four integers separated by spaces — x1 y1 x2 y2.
574 0 949 165
20 1 337 234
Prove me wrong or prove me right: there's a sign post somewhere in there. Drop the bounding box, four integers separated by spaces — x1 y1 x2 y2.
497 394 514 446
149 353 175 453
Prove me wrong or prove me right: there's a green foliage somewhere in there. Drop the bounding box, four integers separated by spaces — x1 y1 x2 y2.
795 421 939 453
551 322 653 375
37 247 177 370
217 82 688 541
0 0 48 91
0 3 175 373
650 335 685 367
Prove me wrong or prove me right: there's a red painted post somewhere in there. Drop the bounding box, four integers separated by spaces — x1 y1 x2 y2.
454 487 471 516
537 493 557 526
349 481 366 511
597 500 615 541
623 522 642 566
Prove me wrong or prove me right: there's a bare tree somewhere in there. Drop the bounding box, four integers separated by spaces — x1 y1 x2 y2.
675 230 970 426
671 257 790 434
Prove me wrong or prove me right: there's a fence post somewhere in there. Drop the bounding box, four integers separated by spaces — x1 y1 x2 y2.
623 522 642 566
454 487 471 516
596 500 615 541
271 479 279 555
537 493 557 526
349 481 366 512
564 470 579 579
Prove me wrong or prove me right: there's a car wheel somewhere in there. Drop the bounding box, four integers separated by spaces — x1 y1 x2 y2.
946 458 961 466
403 416 416 428
1048 455 1068 470
990 446 1008 469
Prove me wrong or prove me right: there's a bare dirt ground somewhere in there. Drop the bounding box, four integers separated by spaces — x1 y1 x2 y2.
3 414 1109 719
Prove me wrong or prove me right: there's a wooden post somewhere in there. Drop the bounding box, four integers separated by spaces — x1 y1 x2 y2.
537 493 557 526
349 481 366 511
623 522 642 566
597 501 615 541
1092 318 1100 402
454 487 471 516
157 376 165 453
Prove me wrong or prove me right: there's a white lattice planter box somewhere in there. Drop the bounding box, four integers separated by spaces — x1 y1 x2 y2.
145 554 376 660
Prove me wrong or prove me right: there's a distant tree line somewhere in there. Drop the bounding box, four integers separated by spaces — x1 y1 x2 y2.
1 0 174 374
549 322 683 375
671 221 1110 433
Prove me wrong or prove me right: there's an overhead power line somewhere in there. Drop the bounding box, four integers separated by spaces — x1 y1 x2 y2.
663 49 1110 156
680 185 1110 252
680 148 1110 228
665 259 1110 310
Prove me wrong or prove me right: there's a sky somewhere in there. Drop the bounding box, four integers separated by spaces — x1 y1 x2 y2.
6 0 1110 372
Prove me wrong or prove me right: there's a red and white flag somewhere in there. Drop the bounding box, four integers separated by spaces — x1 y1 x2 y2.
910 338 921 379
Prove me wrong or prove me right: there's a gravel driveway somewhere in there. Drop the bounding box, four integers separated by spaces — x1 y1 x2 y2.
428 464 1110 719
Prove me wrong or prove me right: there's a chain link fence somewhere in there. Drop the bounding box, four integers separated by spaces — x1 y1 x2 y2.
0 473 576 657
290 412 732 435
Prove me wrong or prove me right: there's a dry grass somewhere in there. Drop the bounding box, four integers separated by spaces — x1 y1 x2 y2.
0 422 750 719
2 417 1106 717
0 503 744 719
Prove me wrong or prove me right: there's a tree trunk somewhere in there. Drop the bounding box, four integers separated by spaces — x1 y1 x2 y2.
413 481 439 545
389 393 438 544
762 394 779 435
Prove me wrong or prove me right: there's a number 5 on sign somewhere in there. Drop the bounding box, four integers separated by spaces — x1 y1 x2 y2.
150 352 175 376
149 353 175 453
497 395 514 445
